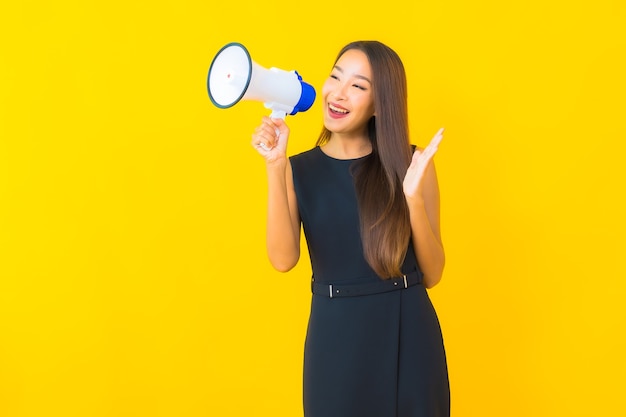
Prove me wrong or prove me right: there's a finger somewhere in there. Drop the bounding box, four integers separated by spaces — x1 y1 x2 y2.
251 135 265 150
263 116 281 131
259 122 282 144
422 143 440 163
252 132 274 152
255 133 274 151
429 128 444 149
258 127 280 149
270 117 290 138
421 128 444 159
259 121 278 138
269 116 284 126
253 139 273 152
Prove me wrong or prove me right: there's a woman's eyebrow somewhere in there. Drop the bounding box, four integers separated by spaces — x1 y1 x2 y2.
333 65 372 84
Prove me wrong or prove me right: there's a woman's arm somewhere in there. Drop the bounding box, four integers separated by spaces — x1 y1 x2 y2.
403 128 445 288
265 159 301 271
406 161 445 288
252 117 301 272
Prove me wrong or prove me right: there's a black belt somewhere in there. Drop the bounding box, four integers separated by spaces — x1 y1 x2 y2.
311 270 422 298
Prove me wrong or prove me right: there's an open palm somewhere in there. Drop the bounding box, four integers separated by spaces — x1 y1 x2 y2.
403 128 444 200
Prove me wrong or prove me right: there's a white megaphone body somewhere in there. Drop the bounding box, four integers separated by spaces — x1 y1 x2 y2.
207 42 316 119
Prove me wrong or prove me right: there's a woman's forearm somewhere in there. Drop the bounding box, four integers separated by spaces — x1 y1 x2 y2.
265 160 300 272
408 199 445 288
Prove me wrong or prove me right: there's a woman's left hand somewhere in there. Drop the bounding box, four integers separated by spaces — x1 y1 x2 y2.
403 128 444 201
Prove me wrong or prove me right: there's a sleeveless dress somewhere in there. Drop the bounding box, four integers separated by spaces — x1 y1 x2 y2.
290 146 450 417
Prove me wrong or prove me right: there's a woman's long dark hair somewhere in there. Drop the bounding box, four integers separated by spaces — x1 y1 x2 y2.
317 41 413 279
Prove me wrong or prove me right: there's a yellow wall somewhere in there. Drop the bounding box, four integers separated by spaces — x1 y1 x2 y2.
1 1 624 416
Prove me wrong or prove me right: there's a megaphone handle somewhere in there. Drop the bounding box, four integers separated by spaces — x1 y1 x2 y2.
269 109 287 119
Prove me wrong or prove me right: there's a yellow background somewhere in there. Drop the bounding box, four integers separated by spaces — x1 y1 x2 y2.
1 1 625 416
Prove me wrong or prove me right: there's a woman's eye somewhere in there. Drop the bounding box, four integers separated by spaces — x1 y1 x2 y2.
353 84 366 90
330 74 339 80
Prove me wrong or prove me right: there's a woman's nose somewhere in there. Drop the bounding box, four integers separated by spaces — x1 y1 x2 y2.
332 83 347 100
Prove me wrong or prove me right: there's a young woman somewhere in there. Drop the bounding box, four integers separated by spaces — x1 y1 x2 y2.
251 40 450 417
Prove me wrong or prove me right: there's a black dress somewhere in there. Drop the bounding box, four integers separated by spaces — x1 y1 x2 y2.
290 147 450 417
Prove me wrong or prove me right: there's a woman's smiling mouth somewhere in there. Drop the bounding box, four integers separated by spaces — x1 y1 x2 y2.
328 103 349 117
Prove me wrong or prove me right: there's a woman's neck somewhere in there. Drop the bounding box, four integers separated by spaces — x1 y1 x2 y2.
321 135 372 160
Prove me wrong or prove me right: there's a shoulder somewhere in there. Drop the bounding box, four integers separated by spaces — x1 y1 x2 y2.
289 147 322 168
290 147 320 160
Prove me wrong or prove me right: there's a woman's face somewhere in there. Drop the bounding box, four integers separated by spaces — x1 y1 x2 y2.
321 48 375 137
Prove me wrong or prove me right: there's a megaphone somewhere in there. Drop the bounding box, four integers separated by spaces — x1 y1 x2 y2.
207 42 316 119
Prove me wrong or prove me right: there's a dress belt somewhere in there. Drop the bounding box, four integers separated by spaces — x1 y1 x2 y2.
311 270 423 298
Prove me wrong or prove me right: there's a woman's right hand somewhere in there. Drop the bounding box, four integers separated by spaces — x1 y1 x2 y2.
251 116 290 164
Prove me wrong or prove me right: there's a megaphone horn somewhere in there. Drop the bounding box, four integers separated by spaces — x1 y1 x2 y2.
207 42 316 119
